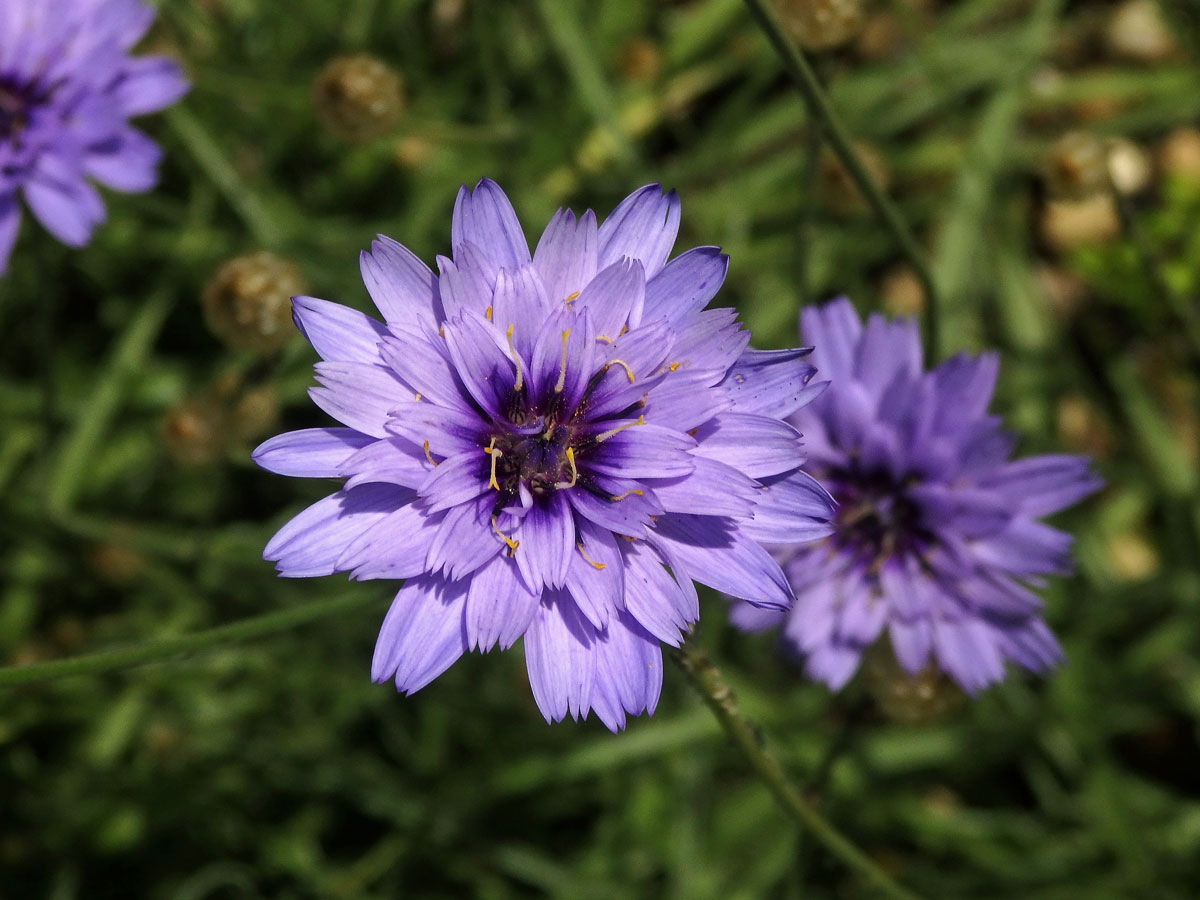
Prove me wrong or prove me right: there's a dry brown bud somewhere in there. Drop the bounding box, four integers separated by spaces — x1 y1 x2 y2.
163 395 228 467
202 252 304 354
619 37 663 84
314 54 404 141
775 0 867 51
1043 132 1108 201
879 264 925 317
1040 195 1120 252
1105 0 1177 63
1158 128 1200 185
863 640 965 724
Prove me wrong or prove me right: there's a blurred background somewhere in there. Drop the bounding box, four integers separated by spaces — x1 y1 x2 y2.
2 0 1199 896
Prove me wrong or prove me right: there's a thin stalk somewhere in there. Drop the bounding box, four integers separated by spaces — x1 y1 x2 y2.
0 592 382 688
741 0 939 360
670 642 923 900
46 288 175 515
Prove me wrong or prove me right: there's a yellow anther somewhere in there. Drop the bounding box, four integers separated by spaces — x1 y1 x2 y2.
596 335 613 344
554 330 570 393
439 325 445 339
593 415 646 444
563 291 580 304
485 305 493 322
618 325 628 336
576 542 607 570
668 361 681 372
423 440 438 467
491 515 520 554
553 446 578 489
610 488 645 502
414 392 422 402
505 323 524 391
607 359 635 383
483 437 503 490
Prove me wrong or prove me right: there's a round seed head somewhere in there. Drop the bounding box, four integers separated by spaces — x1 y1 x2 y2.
202 252 304 354
314 53 404 141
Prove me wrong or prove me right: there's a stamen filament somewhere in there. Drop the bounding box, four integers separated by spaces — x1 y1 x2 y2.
576 542 607 570
423 440 438 467
593 415 646 444
483 437 503 490
506 323 524 392
491 515 520 554
554 330 570 393
610 488 645 502
608 359 635 383
553 446 578 489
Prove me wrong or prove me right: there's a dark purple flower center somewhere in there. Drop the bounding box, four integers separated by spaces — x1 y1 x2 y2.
480 356 646 548
0 76 39 142
827 468 931 571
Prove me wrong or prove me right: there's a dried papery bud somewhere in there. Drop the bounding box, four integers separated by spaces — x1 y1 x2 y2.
1043 132 1109 201
393 135 435 170
163 395 228 467
1105 530 1159 582
88 542 148 586
1107 138 1152 196
1040 195 1120 252
1105 0 1177 63
1035 263 1088 320
619 37 663 84
854 11 903 60
202 252 304 354
817 140 891 216
230 383 280 443
775 0 867 51
879 264 925 316
863 640 965 724
1158 128 1200 185
314 54 404 141
1056 393 1113 458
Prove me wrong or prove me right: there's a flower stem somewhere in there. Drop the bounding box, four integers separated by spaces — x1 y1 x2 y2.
741 0 940 361
670 641 922 900
0 592 382 688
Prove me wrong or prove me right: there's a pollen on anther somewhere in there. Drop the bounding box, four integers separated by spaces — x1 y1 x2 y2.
576 542 607 570
505 323 524 391
554 330 570 393
484 437 503 490
553 446 579 489
608 359 635 383
422 440 439 466
563 291 580 305
610 488 645 501
491 515 520 554
485 305 493 322
594 415 646 444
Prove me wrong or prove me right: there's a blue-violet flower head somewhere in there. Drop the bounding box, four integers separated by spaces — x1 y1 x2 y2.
0 0 189 273
254 179 835 731
731 298 1103 693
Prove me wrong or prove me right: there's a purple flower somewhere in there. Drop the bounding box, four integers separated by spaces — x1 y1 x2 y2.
0 0 189 274
254 179 834 730
732 298 1102 693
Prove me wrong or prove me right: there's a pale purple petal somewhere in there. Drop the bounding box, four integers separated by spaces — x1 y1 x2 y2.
252 428 375 478
372 575 470 692
452 178 530 271
293 296 388 364
523 593 596 723
598 184 680 279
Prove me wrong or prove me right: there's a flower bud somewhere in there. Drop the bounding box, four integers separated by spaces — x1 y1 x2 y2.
775 0 867 51
1043 132 1108 201
230 383 280 443
314 54 404 141
1040 195 1120 252
1105 0 1177 63
1158 128 1200 186
879 264 925 317
163 395 227 467
863 641 964 724
202 252 304 354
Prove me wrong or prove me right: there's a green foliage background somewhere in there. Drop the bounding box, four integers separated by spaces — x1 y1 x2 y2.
2 0 1199 896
